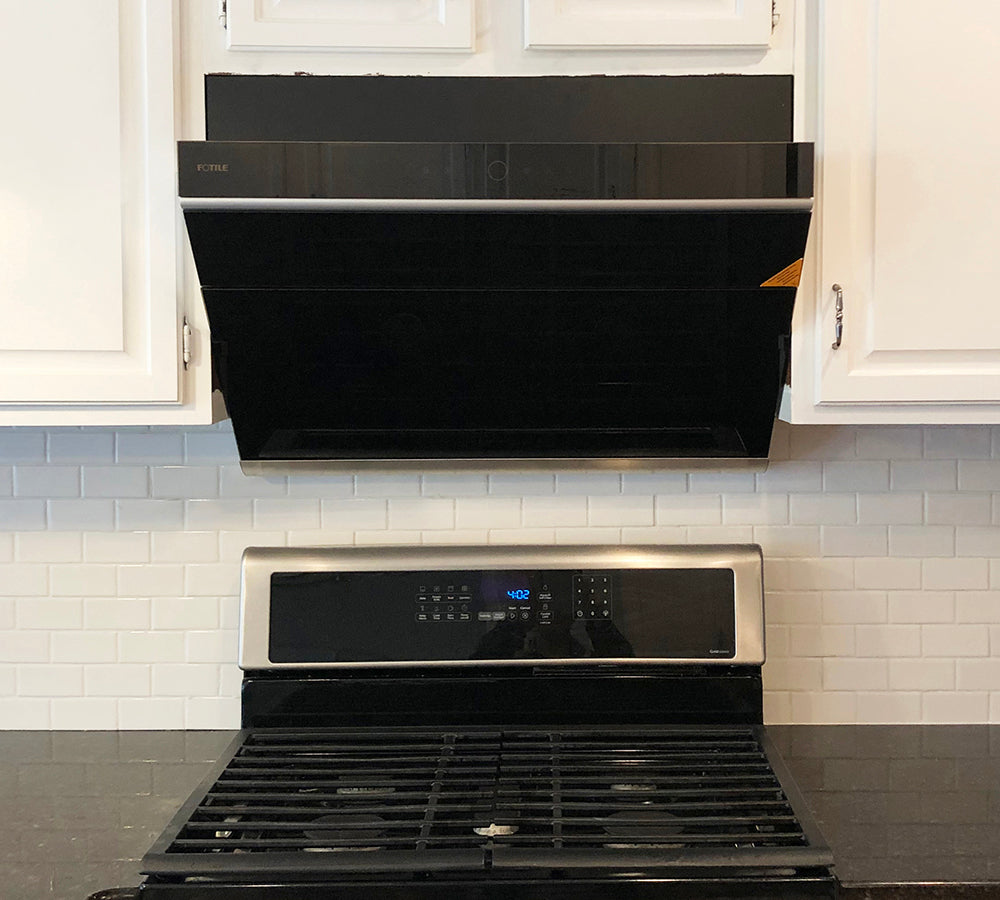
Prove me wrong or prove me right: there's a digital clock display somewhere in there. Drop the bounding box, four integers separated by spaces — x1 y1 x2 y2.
506 589 531 601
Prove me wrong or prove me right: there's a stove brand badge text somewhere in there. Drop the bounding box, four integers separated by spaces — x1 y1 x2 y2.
196 163 229 172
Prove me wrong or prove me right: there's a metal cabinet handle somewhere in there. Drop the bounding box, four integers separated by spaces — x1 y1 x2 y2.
831 283 844 349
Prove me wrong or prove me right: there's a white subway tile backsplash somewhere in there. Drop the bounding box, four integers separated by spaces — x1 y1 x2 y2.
889 658 955 691
18 664 83 696
254 499 321 531
321 499 387 531
84 597 150 631
48 498 114 531
47 431 115 464
85 531 150 564
83 466 148 498
455 497 521 530
855 559 922 590
151 531 217 563
922 558 990 590
0 431 46 462
556 473 621 495
857 493 924 525
356 474 421 497
151 663 219 696
955 591 1000 623
184 430 239 464
888 525 955 557
888 590 955 623
219 465 287 498
856 625 921 657
16 597 81 628
118 697 185 729
184 630 238 663
722 494 788 526
117 499 185 531
821 525 888 557
823 658 888 691
927 493 992 526
755 462 823 493
388 498 455 530
51 697 118 729
689 471 756 494
4 421 1000 727
856 426 923 460
152 466 218 499
686 525 754 544
925 426 991 459
184 564 240 597
890 460 957 492
822 591 887 624
1 500 46 530
522 496 587 527
621 472 688 494
488 474 556 496
958 460 1000 491
589 495 654 526
789 494 856 526
753 526 821 557
50 630 116 663
119 631 186 663
921 624 990 656
856 692 922 723
51 564 116 597
2 566 49 597
922 691 989 723
655 494 721 525
823 461 889 493
955 527 1000 557
15 532 82 563
185 499 253 531
116 432 184 464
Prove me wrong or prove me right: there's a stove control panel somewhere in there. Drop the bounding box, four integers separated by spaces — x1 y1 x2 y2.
267 566 736 665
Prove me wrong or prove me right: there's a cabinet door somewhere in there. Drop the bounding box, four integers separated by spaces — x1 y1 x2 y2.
791 0 1000 422
0 0 189 409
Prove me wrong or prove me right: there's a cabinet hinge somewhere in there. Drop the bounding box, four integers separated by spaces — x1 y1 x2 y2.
219 0 227 29
772 0 779 31
182 317 194 370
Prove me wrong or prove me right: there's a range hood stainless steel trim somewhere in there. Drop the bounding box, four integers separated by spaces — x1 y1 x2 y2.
239 456 771 475
181 197 813 213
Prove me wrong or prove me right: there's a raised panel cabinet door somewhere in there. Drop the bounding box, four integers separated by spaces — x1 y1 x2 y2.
523 0 774 50
224 0 476 51
0 0 181 404
794 0 1000 419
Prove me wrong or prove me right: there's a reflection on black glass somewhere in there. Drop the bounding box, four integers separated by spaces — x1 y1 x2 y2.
470 617 634 660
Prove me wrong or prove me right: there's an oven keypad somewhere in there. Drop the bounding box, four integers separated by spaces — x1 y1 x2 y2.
573 574 613 619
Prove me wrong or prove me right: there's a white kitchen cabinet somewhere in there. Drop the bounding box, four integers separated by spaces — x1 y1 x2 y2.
0 0 211 425
523 0 774 50
223 0 476 52
789 0 1000 423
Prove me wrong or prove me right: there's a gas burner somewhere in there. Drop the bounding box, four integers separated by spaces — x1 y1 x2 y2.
301 814 387 853
473 823 519 837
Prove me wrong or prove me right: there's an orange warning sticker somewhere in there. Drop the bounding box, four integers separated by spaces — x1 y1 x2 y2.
761 258 804 288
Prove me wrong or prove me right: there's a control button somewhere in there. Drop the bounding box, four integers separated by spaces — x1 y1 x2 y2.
602 609 610 617
447 605 455 612
415 612 429 622
416 595 429 603
431 612 443 622
539 611 552 623
460 584 470 592
430 594 443 603
459 613 471 621
458 594 472 603
492 611 506 621
576 610 584 618
460 604 469 613
446 613 457 622
477 612 493 622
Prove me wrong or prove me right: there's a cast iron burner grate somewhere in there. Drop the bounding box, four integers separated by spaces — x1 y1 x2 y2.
143 725 829 880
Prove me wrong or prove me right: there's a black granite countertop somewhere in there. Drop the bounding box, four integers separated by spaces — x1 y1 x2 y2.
2 726 999 900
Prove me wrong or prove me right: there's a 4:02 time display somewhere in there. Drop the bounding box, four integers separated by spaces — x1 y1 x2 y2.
506 589 530 601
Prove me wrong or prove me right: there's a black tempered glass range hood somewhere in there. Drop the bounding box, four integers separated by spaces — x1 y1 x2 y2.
181 76 813 473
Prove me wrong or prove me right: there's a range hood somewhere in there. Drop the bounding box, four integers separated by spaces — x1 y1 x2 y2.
180 76 813 474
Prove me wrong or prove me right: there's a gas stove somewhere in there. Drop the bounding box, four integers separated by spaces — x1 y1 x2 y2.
138 545 835 898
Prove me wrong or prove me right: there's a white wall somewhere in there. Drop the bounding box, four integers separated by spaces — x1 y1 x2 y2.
1 420 998 728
